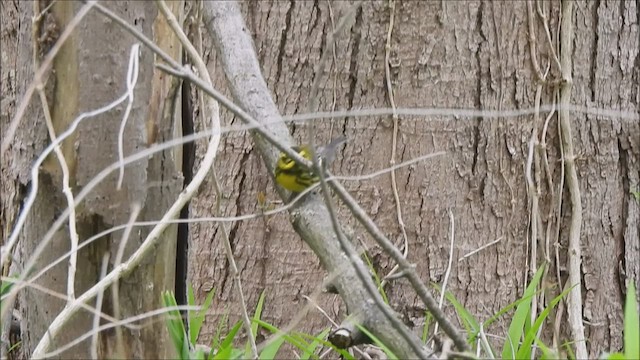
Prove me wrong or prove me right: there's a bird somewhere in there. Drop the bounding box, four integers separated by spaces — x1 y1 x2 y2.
274 136 347 193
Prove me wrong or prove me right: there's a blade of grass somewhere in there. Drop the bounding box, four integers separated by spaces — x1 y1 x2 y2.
433 284 479 342
214 320 243 358
211 310 230 351
421 311 434 343
189 284 216 345
292 329 354 359
162 291 190 359
624 282 639 360
259 335 286 359
300 328 330 360
535 337 559 360
501 265 546 359
253 319 310 352
356 324 398 359
245 290 266 357
516 285 573 359
362 251 389 303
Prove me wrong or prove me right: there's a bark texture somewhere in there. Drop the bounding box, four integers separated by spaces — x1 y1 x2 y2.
2 1 183 358
187 1 638 357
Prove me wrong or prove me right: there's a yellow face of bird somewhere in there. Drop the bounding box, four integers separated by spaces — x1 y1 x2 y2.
274 146 319 193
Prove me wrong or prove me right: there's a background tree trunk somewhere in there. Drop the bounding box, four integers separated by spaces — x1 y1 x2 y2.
188 1 638 357
1 1 183 358
1 0 637 358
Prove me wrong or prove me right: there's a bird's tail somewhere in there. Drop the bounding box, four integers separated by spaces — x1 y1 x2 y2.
319 136 347 166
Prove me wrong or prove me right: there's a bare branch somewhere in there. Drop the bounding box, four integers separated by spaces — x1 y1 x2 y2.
202 1 432 356
558 2 587 358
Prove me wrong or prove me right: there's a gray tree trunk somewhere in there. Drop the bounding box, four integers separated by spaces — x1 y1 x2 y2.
188 1 638 358
1 0 637 358
1 1 183 358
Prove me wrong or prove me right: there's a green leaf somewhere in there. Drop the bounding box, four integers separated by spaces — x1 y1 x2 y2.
7 341 21 354
502 265 546 360
259 335 286 359
421 311 433 343
213 344 232 360
211 311 230 351
433 283 479 343
188 283 196 306
362 251 389 304
162 291 190 360
1 276 17 315
536 337 559 360
516 285 572 359
246 291 267 357
624 282 639 360
356 324 398 359
252 319 310 352
189 284 215 346
1 277 15 296
564 341 576 360
191 349 206 360
291 329 353 359
300 328 330 360
217 321 243 352
602 353 626 360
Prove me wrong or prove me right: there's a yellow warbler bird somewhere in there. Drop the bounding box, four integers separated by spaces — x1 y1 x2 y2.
274 137 346 193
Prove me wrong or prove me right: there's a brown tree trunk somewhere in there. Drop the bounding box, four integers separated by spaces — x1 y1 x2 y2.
1 0 637 358
188 1 638 357
1 1 183 358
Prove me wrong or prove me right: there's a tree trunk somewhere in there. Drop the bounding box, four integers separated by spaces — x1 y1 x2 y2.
188 1 638 357
1 1 183 358
1 0 637 358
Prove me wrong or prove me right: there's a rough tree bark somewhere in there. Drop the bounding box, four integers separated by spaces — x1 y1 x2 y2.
1 1 183 358
188 1 638 358
0 0 637 359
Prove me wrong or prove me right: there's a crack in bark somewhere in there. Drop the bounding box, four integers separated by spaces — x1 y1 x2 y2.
345 6 362 116
275 0 293 90
473 1 484 176
175 78 194 311
590 0 600 103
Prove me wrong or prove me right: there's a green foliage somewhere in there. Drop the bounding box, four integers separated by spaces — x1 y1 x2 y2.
164 287 353 359
631 190 640 202
1 277 14 296
245 290 267 357
253 319 353 359
164 273 636 360
601 282 639 360
356 324 398 359
436 285 480 343
299 328 332 360
162 291 191 360
421 311 433 343
162 287 217 360
502 265 546 359
436 265 574 359
535 337 561 359
212 321 243 360
623 283 640 360
1 276 22 354
188 284 215 345
211 310 230 351
1 276 16 314
361 251 389 304
437 265 638 360
514 285 573 359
